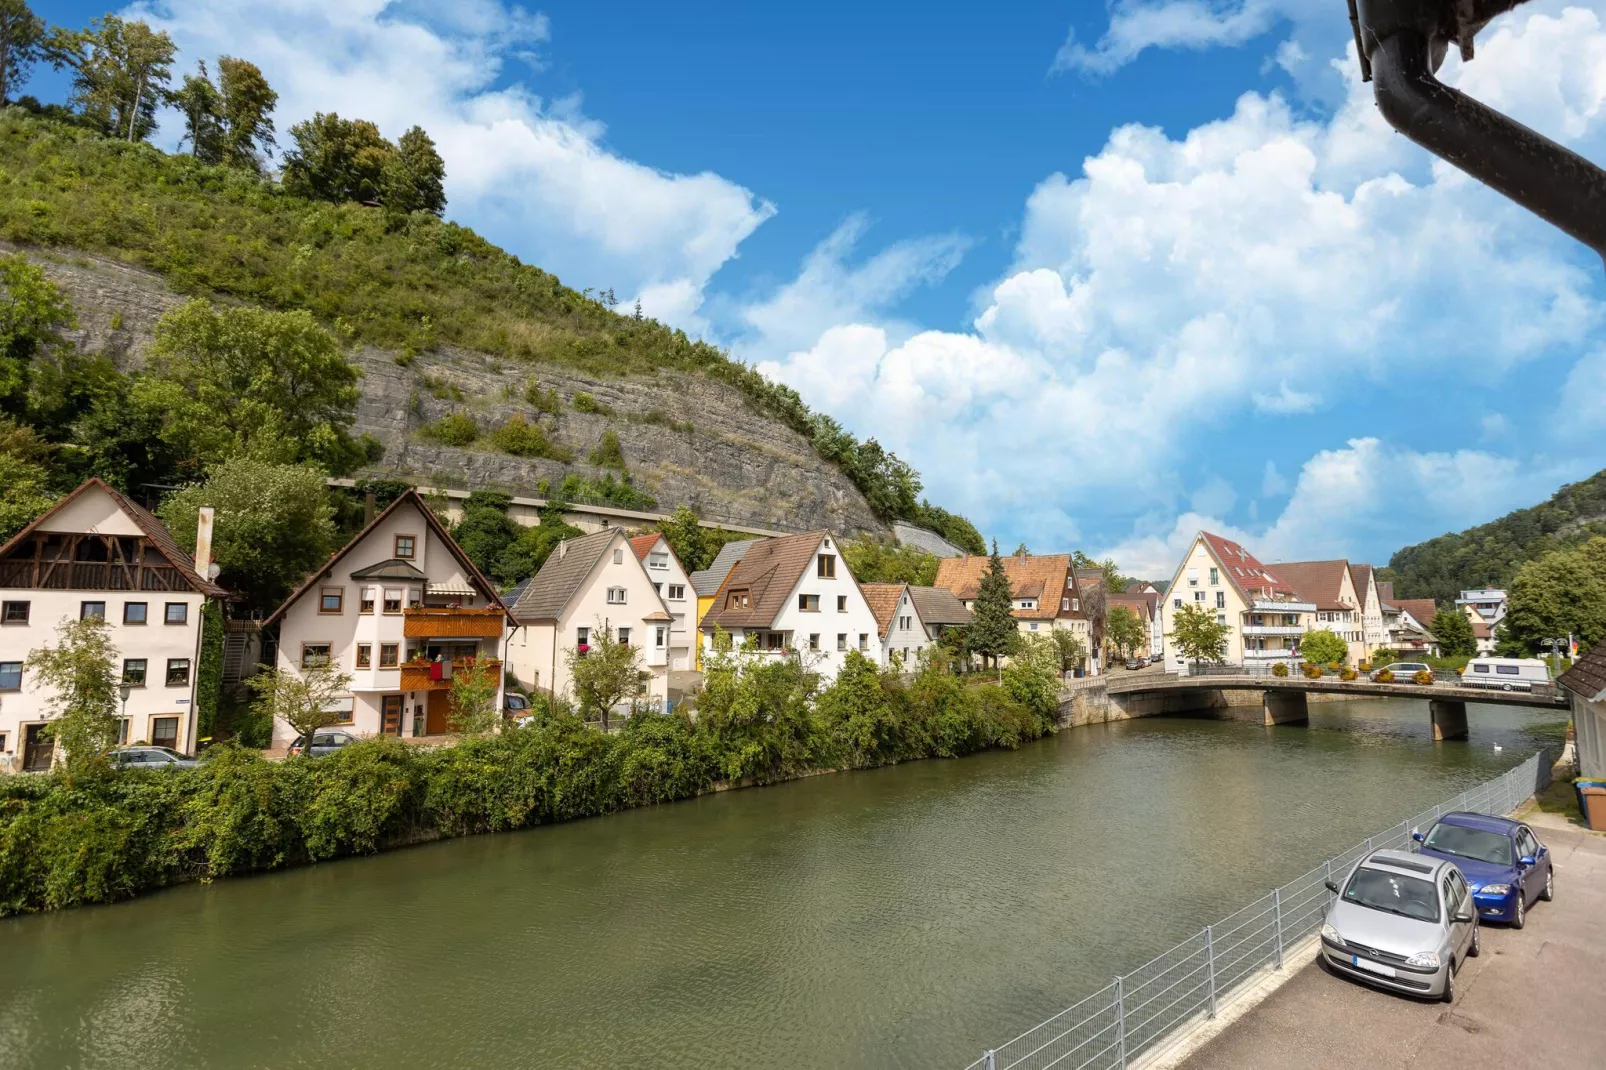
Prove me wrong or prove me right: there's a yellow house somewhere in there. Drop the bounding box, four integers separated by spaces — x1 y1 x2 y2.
688 538 759 669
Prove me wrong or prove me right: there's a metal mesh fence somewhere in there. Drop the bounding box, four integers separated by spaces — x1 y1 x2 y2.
963 749 1552 1070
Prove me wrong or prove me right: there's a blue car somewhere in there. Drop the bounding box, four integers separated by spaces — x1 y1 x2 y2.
1412 812 1553 928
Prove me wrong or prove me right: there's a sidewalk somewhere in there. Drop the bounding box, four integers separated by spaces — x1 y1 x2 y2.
1172 810 1606 1070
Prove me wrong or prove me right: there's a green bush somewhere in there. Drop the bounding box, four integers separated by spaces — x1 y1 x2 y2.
1271 662 1289 678
489 414 573 461
421 412 479 446
571 391 612 415
588 429 626 469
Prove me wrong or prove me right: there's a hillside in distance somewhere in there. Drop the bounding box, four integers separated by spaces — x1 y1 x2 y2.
0 113 983 549
1387 467 1606 604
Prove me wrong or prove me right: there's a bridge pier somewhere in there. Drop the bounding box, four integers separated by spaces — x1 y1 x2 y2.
1430 700 1469 742
1263 690 1309 727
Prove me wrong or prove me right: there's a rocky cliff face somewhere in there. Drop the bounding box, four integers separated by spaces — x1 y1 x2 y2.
22 246 888 537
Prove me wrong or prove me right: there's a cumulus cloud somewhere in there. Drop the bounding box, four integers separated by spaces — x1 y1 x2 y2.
1052 0 1306 76
130 0 774 324
757 5 1606 550
1557 347 1606 438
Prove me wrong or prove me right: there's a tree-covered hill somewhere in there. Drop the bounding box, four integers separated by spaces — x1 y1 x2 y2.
1386 467 1606 603
0 110 983 551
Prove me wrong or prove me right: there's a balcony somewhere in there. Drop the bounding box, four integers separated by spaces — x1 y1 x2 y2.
1250 598 1315 613
1244 648 1298 659
399 657 503 691
1241 625 1306 637
402 607 506 639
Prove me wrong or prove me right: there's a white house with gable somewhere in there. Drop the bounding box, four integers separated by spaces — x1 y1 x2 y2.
629 533 694 671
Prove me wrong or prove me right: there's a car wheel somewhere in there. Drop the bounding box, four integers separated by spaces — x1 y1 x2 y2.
1541 866 1554 902
1441 960 1456 1003
1468 924 1480 958
1512 892 1526 929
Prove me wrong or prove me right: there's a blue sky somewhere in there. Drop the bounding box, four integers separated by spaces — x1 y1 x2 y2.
29 1 1606 576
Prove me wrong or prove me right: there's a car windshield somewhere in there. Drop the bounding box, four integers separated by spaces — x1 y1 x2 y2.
1423 823 1513 866
1343 867 1440 923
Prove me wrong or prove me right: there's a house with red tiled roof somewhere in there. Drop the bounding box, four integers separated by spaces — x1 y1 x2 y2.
860 582 972 668
1159 532 1316 670
1390 598 1442 657
1107 592 1159 661
628 532 693 670
1269 560 1368 664
933 550 1092 668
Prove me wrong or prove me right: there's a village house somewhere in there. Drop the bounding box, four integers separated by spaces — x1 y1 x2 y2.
505 528 675 707
1391 598 1443 657
860 583 972 668
1559 640 1606 781
933 551 1092 666
1271 560 1369 665
629 533 694 671
264 491 511 747
689 538 758 670
1349 564 1387 653
698 531 881 682
1160 532 1314 670
1106 591 1158 662
0 479 227 770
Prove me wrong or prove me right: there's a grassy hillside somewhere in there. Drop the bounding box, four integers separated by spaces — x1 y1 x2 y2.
0 110 983 551
1386 467 1606 603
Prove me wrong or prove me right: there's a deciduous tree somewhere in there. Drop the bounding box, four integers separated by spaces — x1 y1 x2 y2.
51 16 175 142
0 253 75 421
1169 602 1228 666
0 0 47 104
216 56 277 168
1431 608 1478 658
1050 627 1086 674
27 616 120 781
1106 605 1145 659
1504 537 1606 652
841 534 938 586
1299 628 1348 667
448 657 500 735
386 125 446 215
656 504 708 573
566 623 649 729
246 655 353 754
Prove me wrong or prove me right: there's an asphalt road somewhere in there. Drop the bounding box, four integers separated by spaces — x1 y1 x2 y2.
1176 809 1606 1070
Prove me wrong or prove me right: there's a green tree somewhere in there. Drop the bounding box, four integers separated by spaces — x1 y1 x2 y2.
216 56 277 168
0 427 55 540
1106 605 1145 659
27 615 120 781
136 299 363 473
1050 627 1086 674
493 509 584 585
448 657 500 735
656 504 708 573
588 428 626 470
0 252 75 420
1431 608 1478 658
841 534 938 586
815 650 901 767
282 112 393 204
245 655 352 753
453 491 520 577
1002 633 1063 719
965 540 1018 670
566 623 649 729
52 16 175 142
1299 628 1348 666
1169 602 1228 666
1504 537 1606 652
171 60 223 162
0 0 47 104
157 458 337 608
385 125 446 215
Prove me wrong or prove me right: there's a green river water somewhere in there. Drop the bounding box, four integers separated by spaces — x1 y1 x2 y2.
0 698 1566 1069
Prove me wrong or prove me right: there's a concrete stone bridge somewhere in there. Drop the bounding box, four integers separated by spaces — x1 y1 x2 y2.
1064 671 1568 741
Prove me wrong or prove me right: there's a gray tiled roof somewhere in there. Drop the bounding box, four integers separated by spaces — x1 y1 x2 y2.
507 528 619 622
690 538 759 597
1560 640 1606 701
907 585 971 627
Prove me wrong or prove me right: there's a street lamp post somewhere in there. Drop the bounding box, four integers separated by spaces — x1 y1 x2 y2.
118 683 131 744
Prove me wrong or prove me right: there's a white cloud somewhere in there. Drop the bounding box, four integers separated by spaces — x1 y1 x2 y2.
1480 412 1511 440
130 0 774 325
1261 461 1289 497
1191 476 1237 516
1052 0 1320 76
757 6 1606 547
1557 347 1606 438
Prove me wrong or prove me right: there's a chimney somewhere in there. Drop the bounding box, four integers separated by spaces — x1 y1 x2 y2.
195 506 215 578
364 490 376 526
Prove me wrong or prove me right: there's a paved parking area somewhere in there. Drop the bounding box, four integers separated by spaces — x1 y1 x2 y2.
1176 810 1606 1070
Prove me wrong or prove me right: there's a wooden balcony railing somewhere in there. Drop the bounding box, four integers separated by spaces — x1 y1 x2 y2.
402 607 506 639
398 658 503 691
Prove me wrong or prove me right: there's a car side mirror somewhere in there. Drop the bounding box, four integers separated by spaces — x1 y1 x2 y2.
1519 856 1536 867
1453 910 1473 923
1411 832 1424 843
1324 880 1339 895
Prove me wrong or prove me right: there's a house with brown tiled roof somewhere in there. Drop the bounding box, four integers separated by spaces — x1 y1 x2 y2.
860 582 972 668
698 531 880 682
1270 560 1368 664
1390 599 1441 657
0 479 228 768
1107 592 1159 661
933 550 1092 667
1348 563 1387 653
627 532 693 670
1159 532 1316 671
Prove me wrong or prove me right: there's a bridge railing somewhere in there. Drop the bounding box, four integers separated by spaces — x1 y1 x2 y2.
1177 662 1558 696
961 749 1552 1070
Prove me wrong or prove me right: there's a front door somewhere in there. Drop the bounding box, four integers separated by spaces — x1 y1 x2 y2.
23 724 53 772
425 690 453 736
381 695 404 736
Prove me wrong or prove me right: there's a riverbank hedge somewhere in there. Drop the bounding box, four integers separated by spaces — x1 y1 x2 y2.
0 648 1060 916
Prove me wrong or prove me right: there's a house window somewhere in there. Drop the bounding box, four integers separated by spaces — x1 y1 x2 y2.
81 601 106 620
124 602 148 625
577 627 590 650
167 659 191 686
1174 598 1182 609
655 626 667 648
618 627 631 646
320 587 344 614
1030 623 1039 631
1194 591 1205 602
1 600 27 624
607 587 627 604
668 584 685 600
837 595 847 612
359 588 376 614
356 644 372 669
165 602 188 625
837 634 847 650
380 644 399 668
727 590 750 610
383 589 403 614
1187 568 1198 586
648 551 668 570
122 658 147 686
301 644 332 669
798 594 820 612
817 554 836 578
1216 591 1225 609
1072 599 1079 611
395 535 416 560
1209 567 1219 585
150 717 179 750
808 633 820 650
764 632 785 651
0 661 20 690
613 548 624 564
858 633 868 650
1062 597 1070 611
1020 599 1035 609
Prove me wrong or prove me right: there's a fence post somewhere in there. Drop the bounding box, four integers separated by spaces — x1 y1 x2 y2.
1116 975 1127 1070
1205 926 1218 1018
1272 887 1284 969
983 1051 996 1070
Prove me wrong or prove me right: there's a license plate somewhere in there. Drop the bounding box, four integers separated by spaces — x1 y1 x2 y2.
1352 956 1397 978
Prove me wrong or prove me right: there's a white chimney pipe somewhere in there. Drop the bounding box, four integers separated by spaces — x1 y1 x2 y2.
195 506 215 578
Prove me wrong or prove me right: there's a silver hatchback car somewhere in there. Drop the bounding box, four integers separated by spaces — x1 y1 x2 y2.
1319 849 1479 1002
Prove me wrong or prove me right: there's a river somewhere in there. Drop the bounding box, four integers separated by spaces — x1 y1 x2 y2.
0 698 1566 1069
